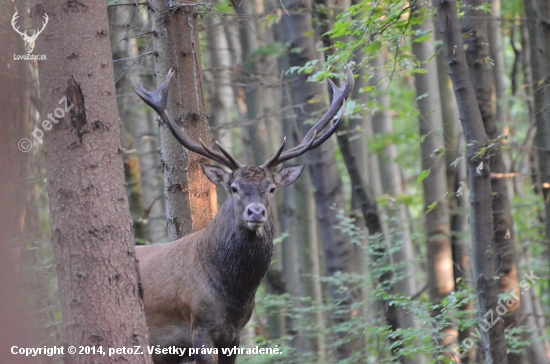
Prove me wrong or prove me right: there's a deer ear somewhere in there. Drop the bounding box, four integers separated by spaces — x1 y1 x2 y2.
274 165 305 187
201 164 231 187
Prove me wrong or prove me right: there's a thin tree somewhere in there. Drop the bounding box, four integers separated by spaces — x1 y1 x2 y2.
108 5 151 244
412 1 454 310
35 1 152 362
434 9 473 361
369 53 422 362
437 0 508 362
108 4 168 244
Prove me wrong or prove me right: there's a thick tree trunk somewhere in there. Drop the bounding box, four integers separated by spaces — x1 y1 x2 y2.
149 0 217 240
436 1 508 362
36 2 152 363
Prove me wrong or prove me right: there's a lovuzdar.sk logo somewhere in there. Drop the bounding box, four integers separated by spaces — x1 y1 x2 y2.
11 10 48 61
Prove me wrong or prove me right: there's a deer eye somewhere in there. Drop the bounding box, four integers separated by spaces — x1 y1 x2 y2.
269 187 276 194
231 186 238 194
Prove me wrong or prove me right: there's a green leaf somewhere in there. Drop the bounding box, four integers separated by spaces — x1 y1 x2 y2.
365 40 382 54
426 201 439 213
417 169 430 184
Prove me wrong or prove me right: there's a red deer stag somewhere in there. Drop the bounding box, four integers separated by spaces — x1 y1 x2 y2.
132 66 353 364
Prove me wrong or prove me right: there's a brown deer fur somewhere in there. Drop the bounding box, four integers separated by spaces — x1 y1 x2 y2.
136 166 302 363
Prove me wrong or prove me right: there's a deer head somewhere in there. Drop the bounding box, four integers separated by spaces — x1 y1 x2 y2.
131 67 354 231
11 11 48 54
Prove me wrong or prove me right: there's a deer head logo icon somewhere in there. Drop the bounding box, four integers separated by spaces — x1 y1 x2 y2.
11 11 48 54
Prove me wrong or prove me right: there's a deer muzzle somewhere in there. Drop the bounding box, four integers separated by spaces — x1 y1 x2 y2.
243 203 266 230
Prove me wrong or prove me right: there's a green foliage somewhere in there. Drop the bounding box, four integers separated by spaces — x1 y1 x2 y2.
250 213 479 363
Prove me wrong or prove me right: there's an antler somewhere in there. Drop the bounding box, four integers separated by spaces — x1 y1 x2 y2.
261 65 355 169
131 69 243 170
11 11 26 37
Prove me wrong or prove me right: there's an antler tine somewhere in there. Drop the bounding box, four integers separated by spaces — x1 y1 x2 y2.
162 111 234 167
132 69 242 170
274 130 318 164
214 141 243 169
261 65 354 168
261 137 287 169
199 138 229 163
304 99 346 149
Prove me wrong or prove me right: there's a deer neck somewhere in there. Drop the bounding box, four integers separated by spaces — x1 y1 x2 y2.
199 199 274 304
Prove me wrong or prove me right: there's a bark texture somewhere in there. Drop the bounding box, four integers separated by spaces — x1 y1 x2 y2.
462 2 527 363
149 0 217 240
434 12 474 361
437 1 508 362
36 1 152 363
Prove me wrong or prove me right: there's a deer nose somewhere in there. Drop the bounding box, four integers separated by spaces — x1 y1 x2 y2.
245 203 266 223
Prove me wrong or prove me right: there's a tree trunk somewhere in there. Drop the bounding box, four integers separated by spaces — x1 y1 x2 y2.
519 18 542 194
412 1 454 305
488 0 508 126
35 1 152 362
369 53 422 355
462 2 529 363
108 6 167 244
278 76 326 358
205 11 234 150
108 6 151 244
280 0 358 359
234 0 273 165
524 0 550 252
149 0 217 240
204 8 235 205
434 16 474 361
436 1 508 362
